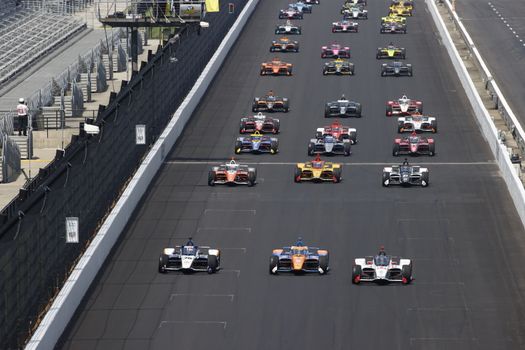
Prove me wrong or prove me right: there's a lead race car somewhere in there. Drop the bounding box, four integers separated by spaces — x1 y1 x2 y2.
295 154 342 182
381 61 412 76
208 159 257 186
158 238 220 274
252 90 289 112
269 238 330 275
316 120 357 144
321 42 351 58
270 37 300 52
239 112 280 134
275 20 302 34
308 134 352 156
380 21 407 34
332 19 359 33
279 7 303 19
393 131 435 156
352 247 413 284
376 43 406 59
341 3 368 18
397 114 437 133
289 1 313 13
323 59 355 75
235 131 279 154
386 95 423 116
260 58 293 76
382 159 429 187
324 95 362 117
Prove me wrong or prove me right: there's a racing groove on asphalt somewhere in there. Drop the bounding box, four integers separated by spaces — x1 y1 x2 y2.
60 0 525 349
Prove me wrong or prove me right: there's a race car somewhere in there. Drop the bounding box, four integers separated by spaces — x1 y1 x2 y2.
208 159 257 186
270 37 300 52
386 95 423 116
269 238 329 275
397 114 437 133
392 0 414 7
275 20 302 34
323 59 355 75
345 0 367 5
260 58 293 76
389 3 413 16
239 112 280 134
316 120 357 144
381 13 407 24
324 95 362 117
279 7 303 19
380 21 407 34
332 19 359 33
381 61 412 76
382 159 429 187
308 135 351 156
392 131 435 156
158 238 220 274
294 154 342 182
342 5 368 19
352 247 413 284
321 43 351 58
252 91 289 112
304 0 320 4
376 43 406 59
235 131 279 154
289 1 312 13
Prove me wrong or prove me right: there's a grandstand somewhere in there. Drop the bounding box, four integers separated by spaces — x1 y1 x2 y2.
0 0 87 85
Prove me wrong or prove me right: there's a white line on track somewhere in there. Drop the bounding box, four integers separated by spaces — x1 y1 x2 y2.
165 160 495 166
170 293 235 301
158 320 228 329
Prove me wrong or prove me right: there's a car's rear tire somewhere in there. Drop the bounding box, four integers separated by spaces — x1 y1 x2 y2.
294 167 302 183
269 256 279 274
235 141 242 154
382 172 390 187
402 264 412 284
248 171 256 187
393 143 400 156
386 105 393 116
431 120 438 133
421 172 429 187
349 131 357 144
308 142 315 156
428 143 435 156
324 105 331 117
352 265 362 284
208 255 219 274
319 255 329 274
158 254 168 273
208 171 215 186
344 142 351 156
333 168 342 183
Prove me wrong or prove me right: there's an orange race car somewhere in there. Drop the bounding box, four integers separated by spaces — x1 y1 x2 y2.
260 58 293 76
269 238 330 274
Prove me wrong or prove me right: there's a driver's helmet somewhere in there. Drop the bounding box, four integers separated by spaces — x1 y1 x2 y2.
402 158 409 166
378 246 386 256
185 237 195 246
340 94 347 100
296 237 305 246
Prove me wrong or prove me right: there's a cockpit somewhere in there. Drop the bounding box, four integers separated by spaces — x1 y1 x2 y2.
182 246 197 255
374 255 390 266
291 247 307 255
409 136 419 143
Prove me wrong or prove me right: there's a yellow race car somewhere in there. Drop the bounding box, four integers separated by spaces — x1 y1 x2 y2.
381 13 407 24
294 154 342 183
389 4 413 16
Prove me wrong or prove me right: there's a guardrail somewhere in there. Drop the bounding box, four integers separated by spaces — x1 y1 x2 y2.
438 0 525 158
426 0 525 229
25 0 261 348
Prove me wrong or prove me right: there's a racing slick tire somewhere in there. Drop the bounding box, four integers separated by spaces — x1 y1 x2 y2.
297 29 302 34
208 171 216 186
356 106 362 117
333 168 342 183
235 141 243 154
239 121 247 134
308 142 315 156
207 255 219 274
294 46 299 53
407 67 413 77
294 167 302 183
269 256 279 274
248 171 256 187
270 46 276 52
343 142 351 156
319 255 329 274
352 265 362 284
392 143 400 156
428 143 435 156
421 172 429 187
158 254 168 273
381 69 387 77
252 102 258 112
401 264 412 284
260 69 265 76
382 172 390 187
349 131 357 144
431 120 438 133
386 105 393 116
324 105 331 117
332 28 337 33
323 68 329 75
271 141 279 154
283 101 290 112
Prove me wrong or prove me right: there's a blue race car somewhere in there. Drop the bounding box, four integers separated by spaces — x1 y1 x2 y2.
289 1 312 13
235 131 279 154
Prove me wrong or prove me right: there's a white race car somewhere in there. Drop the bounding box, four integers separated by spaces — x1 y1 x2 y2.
397 114 437 133
158 238 220 274
352 247 413 284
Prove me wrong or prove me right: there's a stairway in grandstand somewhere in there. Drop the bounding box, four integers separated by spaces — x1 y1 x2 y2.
0 0 86 85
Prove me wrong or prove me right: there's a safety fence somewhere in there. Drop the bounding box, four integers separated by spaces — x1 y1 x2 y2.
0 0 248 347
0 133 21 183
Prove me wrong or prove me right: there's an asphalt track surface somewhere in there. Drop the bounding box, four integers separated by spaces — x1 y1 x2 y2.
59 0 525 349
455 0 525 124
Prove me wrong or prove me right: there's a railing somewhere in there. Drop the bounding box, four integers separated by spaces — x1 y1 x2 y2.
439 0 525 159
0 133 21 183
96 0 206 23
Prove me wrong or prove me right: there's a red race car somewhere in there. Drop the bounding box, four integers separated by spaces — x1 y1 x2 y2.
240 113 280 134
321 42 351 58
316 120 357 144
208 159 257 186
392 131 435 156
386 95 423 116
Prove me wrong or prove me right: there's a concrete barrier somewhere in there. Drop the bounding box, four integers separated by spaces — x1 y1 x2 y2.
25 0 261 348
426 0 525 228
